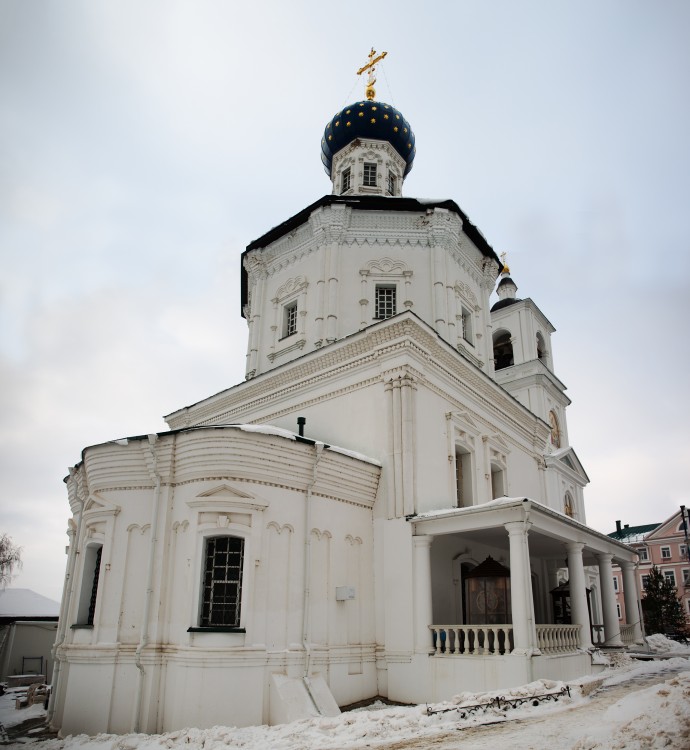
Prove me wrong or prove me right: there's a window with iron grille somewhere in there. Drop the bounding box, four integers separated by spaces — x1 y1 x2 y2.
363 162 377 187
341 167 351 194
201 536 244 627
283 301 298 338
375 285 396 319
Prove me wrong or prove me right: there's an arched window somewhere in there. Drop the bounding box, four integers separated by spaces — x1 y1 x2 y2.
76 543 103 626
536 332 546 363
548 410 561 448
493 330 514 370
564 493 574 518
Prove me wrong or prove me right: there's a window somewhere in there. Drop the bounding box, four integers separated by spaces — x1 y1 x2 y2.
680 544 688 560
455 447 473 507
461 307 473 344
76 544 102 626
490 464 505 499
564 493 574 518
638 547 649 562
682 569 690 585
641 574 650 590
549 411 561 449
661 546 671 560
663 570 676 587
282 301 298 338
363 162 377 187
387 172 396 195
201 536 245 628
375 285 396 319
341 167 351 194
616 603 622 619
536 332 546 362
613 576 619 592
493 331 514 370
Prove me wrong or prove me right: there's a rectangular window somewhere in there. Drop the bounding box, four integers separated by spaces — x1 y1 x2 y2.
461 307 473 344
638 547 649 561
613 576 619 592
663 570 676 587
363 162 377 187
641 574 650 590
375 285 396 319
680 544 688 560
283 301 298 338
682 569 690 585
76 544 103 626
616 603 622 619
341 167 351 194
387 172 396 195
490 465 505 499
455 448 473 507
201 536 245 628
661 546 671 559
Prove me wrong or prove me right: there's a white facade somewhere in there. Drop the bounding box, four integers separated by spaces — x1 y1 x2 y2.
51 100 642 736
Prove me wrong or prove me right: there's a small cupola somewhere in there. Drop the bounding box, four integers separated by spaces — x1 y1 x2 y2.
320 50 415 198
491 254 521 312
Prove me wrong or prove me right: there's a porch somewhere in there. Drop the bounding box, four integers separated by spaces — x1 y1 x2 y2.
410 498 643 662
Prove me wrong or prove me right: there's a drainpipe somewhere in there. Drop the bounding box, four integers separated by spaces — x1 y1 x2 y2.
132 435 163 734
47 468 86 726
301 429 324 709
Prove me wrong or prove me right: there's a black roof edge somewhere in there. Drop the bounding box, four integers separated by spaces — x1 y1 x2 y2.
240 194 503 317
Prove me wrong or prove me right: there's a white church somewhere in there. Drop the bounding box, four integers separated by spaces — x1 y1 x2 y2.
49 53 642 736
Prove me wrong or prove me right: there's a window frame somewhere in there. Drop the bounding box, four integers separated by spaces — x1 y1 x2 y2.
661 546 672 560
341 167 351 194
196 534 246 631
363 162 377 187
74 542 103 628
387 171 396 195
613 575 619 592
641 574 650 590
663 569 676 587
616 602 622 619
680 544 688 560
638 547 649 562
282 300 298 339
374 284 397 320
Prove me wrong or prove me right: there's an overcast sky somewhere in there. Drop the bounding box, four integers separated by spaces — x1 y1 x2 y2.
2 1 689 602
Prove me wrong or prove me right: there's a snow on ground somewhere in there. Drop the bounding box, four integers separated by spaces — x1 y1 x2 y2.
3 639 689 750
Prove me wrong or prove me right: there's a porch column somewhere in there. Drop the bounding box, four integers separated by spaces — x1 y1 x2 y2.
505 521 538 654
620 561 643 642
412 535 434 653
596 553 623 646
566 543 592 649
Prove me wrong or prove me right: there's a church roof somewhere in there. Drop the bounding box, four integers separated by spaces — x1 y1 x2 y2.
321 100 416 177
242 194 502 316
490 297 521 312
0 588 60 620
607 523 660 544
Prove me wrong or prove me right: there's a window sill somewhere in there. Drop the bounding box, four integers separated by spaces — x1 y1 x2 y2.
70 624 94 630
187 627 246 633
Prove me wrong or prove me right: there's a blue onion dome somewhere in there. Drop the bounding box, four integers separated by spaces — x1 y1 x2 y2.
321 100 416 177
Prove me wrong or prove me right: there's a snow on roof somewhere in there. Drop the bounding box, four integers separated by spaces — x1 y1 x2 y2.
0 588 60 618
325 445 381 467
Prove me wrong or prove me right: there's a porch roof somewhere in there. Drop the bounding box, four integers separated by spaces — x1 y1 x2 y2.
409 497 637 566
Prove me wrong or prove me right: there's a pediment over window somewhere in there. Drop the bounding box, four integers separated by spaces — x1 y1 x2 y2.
545 448 589 485
83 493 121 519
188 484 269 512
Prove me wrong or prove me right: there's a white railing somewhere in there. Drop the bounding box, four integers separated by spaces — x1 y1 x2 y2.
620 624 636 644
430 624 582 656
429 625 514 655
536 624 581 653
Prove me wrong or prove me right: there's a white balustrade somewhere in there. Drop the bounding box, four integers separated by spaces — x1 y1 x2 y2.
536 624 581 653
429 624 582 656
429 625 514 655
620 624 636 644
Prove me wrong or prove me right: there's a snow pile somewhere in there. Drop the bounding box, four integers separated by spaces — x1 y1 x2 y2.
645 633 690 653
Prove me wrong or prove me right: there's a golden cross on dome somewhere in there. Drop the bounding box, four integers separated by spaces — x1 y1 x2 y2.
500 252 511 275
357 48 387 101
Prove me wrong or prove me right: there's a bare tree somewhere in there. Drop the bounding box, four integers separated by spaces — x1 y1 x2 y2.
0 534 22 587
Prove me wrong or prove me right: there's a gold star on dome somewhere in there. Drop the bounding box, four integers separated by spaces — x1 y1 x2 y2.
383 114 389 119
403 128 407 134
328 135 332 141
407 143 411 148
359 111 364 117
335 121 340 127
371 118 376 123
359 103 365 107
371 106 377 111
346 109 351 114
346 121 351 126
393 126 398 132
395 114 400 119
